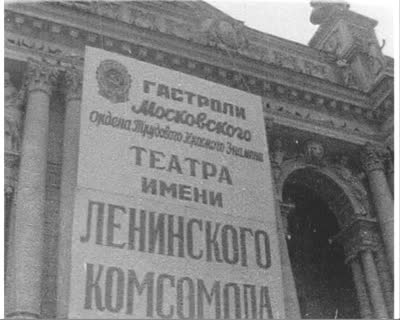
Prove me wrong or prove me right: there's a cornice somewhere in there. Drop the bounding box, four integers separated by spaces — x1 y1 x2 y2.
8 2 392 98
4 5 391 144
52 1 337 65
264 114 379 146
370 76 393 106
263 98 382 145
5 6 370 105
6 3 342 84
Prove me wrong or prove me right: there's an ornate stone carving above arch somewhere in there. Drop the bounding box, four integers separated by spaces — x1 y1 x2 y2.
277 158 370 228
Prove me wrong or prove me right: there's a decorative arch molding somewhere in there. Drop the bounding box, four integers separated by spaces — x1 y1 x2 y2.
276 158 370 228
276 157 393 318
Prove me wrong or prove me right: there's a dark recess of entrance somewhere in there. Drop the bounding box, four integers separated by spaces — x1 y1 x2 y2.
283 183 359 319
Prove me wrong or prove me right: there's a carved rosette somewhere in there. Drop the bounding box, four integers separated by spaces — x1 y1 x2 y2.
25 58 58 96
335 219 380 263
360 143 384 173
64 68 83 102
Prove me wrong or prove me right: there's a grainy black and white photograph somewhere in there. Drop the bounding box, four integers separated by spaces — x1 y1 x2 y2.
3 0 397 319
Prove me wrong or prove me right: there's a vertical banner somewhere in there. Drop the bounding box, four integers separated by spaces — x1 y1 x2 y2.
68 46 285 318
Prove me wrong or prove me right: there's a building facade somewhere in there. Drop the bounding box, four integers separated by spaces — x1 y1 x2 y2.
4 1 394 319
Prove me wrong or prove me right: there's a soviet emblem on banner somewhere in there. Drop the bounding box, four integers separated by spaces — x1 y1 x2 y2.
96 59 132 103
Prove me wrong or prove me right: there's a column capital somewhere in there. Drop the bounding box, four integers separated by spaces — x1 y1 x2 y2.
360 142 384 173
25 58 58 96
64 67 83 102
334 219 380 263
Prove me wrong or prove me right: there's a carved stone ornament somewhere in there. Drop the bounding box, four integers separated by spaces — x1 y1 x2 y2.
342 65 358 89
5 118 22 154
64 68 83 102
25 58 58 96
324 29 342 55
331 155 369 213
335 219 380 263
200 18 248 50
96 59 132 103
5 72 18 104
384 146 394 175
5 185 14 200
4 152 20 170
273 51 302 72
367 40 385 77
4 72 23 154
360 142 384 173
310 1 350 25
304 140 325 165
92 2 120 20
271 138 285 166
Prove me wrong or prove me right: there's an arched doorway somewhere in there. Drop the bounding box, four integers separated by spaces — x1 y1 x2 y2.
281 167 360 319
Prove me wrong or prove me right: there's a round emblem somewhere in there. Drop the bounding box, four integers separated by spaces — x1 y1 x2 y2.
96 59 132 103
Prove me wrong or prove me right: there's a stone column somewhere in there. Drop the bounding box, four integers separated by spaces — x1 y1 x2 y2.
360 250 388 318
375 247 393 317
361 143 394 273
350 257 373 318
264 124 300 318
273 199 300 319
337 219 390 319
56 68 82 318
267 132 300 318
5 59 57 319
